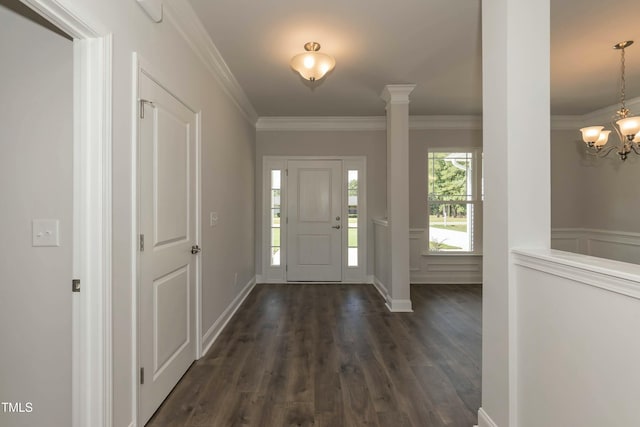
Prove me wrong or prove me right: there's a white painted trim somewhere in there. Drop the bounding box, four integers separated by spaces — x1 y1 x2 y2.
255 274 264 284
161 1 258 125
255 115 483 132
512 248 640 300
410 115 482 130
366 274 374 284
385 298 414 312
551 227 640 263
256 116 386 132
372 276 389 301
201 277 257 356
254 96 640 133
477 407 499 427
21 2 115 425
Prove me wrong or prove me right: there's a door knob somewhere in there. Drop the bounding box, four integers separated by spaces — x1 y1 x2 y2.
191 245 201 254
332 225 341 229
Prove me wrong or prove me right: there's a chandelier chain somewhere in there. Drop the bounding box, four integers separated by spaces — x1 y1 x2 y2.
620 47 627 114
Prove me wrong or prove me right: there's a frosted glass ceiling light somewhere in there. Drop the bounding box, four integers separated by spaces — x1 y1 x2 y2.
290 42 336 82
579 40 640 161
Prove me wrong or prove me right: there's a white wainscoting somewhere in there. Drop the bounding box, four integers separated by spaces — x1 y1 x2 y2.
551 228 640 265
373 225 483 286
410 229 483 284
513 249 640 427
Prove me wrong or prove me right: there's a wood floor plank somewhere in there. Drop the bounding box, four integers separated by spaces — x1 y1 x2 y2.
147 283 481 427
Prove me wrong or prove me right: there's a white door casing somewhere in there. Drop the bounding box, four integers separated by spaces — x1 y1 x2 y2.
138 70 197 425
287 160 343 281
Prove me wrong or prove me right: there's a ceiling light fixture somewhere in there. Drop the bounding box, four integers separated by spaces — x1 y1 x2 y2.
580 40 640 161
290 42 336 82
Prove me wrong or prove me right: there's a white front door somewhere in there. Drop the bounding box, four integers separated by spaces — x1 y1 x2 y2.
138 71 197 425
287 160 343 281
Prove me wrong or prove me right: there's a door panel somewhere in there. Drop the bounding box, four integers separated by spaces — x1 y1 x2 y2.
139 71 197 425
287 160 342 281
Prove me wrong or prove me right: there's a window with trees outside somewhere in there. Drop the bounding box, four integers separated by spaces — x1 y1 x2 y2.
427 150 483 253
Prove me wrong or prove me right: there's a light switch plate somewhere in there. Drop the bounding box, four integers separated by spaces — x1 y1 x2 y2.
32 219 60 247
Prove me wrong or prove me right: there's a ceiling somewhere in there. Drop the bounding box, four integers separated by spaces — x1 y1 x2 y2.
188 0 640 117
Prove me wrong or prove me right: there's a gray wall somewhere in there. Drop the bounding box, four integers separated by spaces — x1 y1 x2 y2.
551 129 640 233
0 3 73 426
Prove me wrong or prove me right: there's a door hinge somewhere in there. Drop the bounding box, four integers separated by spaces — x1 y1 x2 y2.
139 99 155 119
139 234 145 252
72 279 80 293
140 367 145 385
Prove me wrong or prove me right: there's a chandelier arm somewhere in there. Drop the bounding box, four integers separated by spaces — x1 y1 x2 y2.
592 145 620 158
630 144 640 156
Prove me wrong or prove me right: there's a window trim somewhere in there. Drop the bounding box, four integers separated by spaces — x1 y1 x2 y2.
427 148 483 255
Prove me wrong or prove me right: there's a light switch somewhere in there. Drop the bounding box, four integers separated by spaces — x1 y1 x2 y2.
32 219 60 247
210 212 219 227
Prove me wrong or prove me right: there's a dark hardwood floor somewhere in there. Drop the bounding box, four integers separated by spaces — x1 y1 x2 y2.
146 284 482 427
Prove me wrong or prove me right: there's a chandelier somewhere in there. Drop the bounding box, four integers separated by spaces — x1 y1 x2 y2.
290 42 336 82
580 40 640 161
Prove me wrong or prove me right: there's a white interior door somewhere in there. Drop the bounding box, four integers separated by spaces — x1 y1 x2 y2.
138 71 197 425
287 160 342 281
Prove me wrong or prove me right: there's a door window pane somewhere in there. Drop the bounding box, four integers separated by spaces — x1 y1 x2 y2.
270 170 281 266
348 170 358 266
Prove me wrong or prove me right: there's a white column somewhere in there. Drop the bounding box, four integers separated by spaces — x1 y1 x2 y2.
480 0 550 426
380 84 415 312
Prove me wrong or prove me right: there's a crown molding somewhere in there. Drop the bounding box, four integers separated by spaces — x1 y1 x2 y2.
256 116 386 131
410 115 482 130
163 0 258 125
256 115 484 132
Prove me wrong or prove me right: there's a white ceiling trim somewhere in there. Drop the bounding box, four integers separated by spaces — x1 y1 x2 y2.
163 1 258 125
410 116 482 130
256 116 386 132
256 116 483 132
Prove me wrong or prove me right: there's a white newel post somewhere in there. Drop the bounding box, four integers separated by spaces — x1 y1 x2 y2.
381 84 415 312
480 0 550 426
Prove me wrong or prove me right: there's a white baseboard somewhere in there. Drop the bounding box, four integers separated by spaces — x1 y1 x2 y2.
201 277 256 357
372 276 389 300
386 298 413 312
127 422 135 427
366 274 374 284
477 408 499 427
255 274 264 284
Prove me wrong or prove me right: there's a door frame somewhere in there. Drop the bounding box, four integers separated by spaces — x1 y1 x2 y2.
261 156 367 283
132 54 203 426
19 1 113 426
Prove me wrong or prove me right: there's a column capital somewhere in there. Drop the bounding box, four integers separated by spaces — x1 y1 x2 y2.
380 84 416 105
